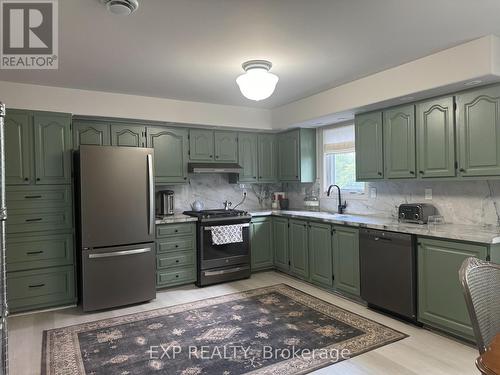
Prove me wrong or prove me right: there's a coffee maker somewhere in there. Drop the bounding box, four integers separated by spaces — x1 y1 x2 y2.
156 190 174 216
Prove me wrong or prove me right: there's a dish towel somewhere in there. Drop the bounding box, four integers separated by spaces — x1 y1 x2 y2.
211 224 244 245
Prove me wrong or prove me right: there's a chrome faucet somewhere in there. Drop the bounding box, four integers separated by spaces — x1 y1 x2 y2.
223 200 232 210
327 184 347 214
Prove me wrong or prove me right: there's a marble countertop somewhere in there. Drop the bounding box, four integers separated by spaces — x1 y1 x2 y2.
155 214 198 225
249 210 500 245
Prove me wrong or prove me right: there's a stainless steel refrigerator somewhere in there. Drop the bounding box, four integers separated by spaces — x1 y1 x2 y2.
0 103 8 374
75 145 156 312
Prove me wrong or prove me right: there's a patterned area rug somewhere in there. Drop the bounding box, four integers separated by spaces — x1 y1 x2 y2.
42 284 406 375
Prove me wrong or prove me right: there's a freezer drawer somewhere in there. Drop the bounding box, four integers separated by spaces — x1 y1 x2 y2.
81 243 155 311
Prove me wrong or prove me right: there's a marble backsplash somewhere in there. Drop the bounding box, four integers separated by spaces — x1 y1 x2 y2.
156 174 282 213
285 180 500 227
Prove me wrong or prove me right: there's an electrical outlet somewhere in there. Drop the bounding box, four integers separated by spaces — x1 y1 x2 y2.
369 187 377 198
425 188 432 200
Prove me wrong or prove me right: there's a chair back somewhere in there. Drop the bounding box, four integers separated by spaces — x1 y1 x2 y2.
460 257 500 353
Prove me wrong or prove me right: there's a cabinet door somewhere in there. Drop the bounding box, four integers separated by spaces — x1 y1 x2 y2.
110 123 146 147
238 133 258 182
289 219 309 279
273 217 289 271
456 86 500 177
147 127 188 184
309 222 333 288
258 134 278 182
332 226 360 296
5 109 32 185
416 97 456 178
355 112 384 180
251 218 273 271
72 120 110 148
189 129 214 161
278 130 300 181
214 131 238 162
418 238 487 340
33 112 72 185
383 105 416 179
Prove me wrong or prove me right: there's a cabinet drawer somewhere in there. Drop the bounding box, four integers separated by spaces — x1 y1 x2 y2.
156 223 195 238
157 251 195 270
6 207 73 234
7 233 74 272
7 265 75 312
6 185 72 210
156 267 195 287
156 237 195 253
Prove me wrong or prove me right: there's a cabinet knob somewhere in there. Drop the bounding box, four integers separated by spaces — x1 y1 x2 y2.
209 155 213 158
459 168 466 173
24 177 29 181
253 176 257 179
295 175 298 178
184 177 187 180
419 170 424 174
36 178 40 181
378 172 382 176
409 171 415 175
215 155 219 159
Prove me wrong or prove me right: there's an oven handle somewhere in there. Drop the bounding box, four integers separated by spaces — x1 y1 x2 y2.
204 266 249 276
203 223 250 230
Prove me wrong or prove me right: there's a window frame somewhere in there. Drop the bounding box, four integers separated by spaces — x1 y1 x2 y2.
318 123 368 200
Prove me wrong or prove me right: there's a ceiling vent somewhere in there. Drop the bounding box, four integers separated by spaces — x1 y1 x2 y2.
101 0 139 16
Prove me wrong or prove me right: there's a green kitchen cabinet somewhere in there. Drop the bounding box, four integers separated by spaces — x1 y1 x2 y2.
273 217 289 272
238 133 258 182
111 123 146 147
147 126 189 184
383 105 416 179
250 217 274 271
417 238 487 341
332 226 360 296
33 112 72 185
278 129 316 182
456 85 500 177
72 120 110 148
355 111 384 180
5 109 32 185
416 96 456 178
189 129 215 161
258 134 278 182
308 222 333 288
289 219 309 279
214 131 238 162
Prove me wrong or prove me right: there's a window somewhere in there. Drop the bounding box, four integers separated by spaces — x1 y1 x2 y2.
322 123 365 194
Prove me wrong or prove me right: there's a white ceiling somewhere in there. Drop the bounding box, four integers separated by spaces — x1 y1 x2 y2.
2 0 500 109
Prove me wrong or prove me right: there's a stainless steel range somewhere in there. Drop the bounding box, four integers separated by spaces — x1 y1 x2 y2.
183 209 251 287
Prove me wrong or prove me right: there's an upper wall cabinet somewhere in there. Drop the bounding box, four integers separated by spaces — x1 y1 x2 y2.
189 129 214 161
5 109 32 185
238 133 258 182
33 112 72 185
383 105 416 179
456 85 500 177
214 131 238 162
278 129 316 183
72 120 110 148
147 126 188 184
416 96 456 178
258 134 278 182
110 123 146 147
355 111 384 180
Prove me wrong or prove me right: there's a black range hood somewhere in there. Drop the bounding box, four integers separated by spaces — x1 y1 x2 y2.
188 162 242 174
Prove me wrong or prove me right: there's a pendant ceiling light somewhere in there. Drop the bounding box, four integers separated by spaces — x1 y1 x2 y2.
236 60 279 101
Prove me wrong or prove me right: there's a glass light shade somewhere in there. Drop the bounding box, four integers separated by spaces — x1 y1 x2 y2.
236 67 279 101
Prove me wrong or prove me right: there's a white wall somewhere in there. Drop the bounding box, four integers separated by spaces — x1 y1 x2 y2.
0 81 273 130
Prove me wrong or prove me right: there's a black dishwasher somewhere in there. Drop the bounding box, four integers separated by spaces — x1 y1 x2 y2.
359 228 417 322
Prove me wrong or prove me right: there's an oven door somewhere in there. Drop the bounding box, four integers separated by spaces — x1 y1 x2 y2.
199 221 250 270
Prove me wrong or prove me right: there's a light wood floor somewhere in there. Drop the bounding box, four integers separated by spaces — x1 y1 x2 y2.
8 271 480 375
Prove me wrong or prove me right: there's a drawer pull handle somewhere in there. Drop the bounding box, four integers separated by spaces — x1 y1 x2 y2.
25 218 42 222
28 283 45 288
24 195 42 199
26 251 44 255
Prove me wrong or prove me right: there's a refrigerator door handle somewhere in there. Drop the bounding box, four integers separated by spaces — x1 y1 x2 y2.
88 247 152 259
147 154 154 235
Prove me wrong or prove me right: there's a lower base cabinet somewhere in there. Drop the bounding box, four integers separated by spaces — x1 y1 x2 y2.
289 219 309 280
332 226 360 296
273 217 289 272
250 217 274 271
417 238 487 341
309 222 333 288
155 222 196 289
